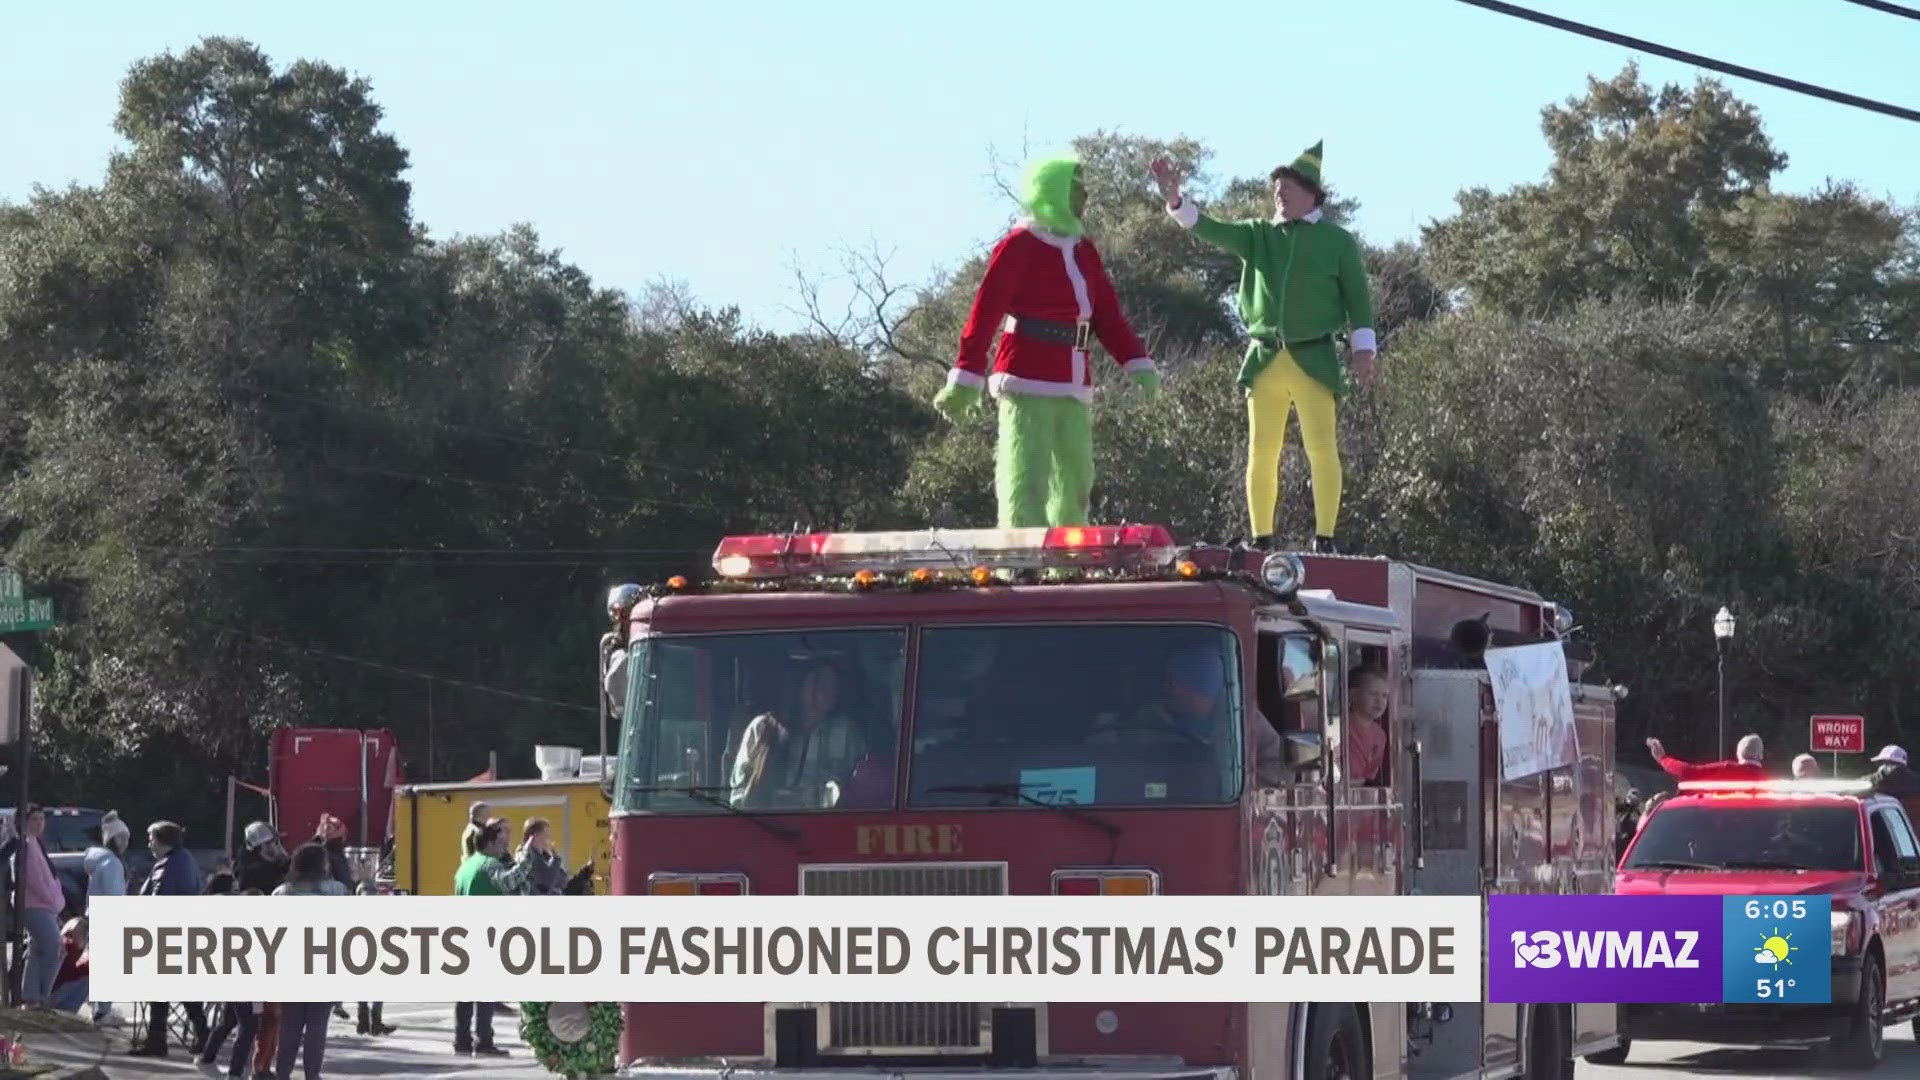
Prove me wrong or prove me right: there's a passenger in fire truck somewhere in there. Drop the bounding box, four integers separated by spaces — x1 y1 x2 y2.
730 661 869 809
1089 645 1256 796
1342 669 1389 785
1646 733 1764 781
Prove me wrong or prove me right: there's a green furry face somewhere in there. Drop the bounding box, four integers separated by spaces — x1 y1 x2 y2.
1022 157 1084 236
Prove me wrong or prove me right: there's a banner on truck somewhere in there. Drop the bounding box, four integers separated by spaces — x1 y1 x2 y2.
1486 641 1579 780
90 895 1480 1003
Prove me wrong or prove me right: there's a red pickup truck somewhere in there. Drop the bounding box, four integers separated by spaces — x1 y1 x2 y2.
1610 779 1920 1069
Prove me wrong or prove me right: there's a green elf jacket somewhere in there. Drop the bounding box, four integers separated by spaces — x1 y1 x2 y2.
1170 200 1376 398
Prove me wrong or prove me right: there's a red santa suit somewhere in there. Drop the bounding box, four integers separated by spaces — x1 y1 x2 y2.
949 223 1154 402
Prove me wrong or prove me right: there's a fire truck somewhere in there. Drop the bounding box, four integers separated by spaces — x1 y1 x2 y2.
598 525 1623 1080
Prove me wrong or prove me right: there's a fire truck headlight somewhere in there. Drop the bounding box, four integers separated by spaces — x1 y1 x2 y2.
1260 553 1305 598
1095 1010 1119 1035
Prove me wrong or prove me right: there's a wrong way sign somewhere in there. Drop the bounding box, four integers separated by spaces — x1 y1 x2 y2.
1811 715 1866 754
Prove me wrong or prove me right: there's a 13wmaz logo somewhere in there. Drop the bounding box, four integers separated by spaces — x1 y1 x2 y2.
1510 930 1700 969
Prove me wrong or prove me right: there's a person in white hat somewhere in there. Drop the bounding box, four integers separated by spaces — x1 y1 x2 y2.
1792 754 1820 779
1869 745 1920 798
80 811 131 1024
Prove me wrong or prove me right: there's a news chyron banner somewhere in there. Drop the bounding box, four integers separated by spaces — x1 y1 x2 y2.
1490 895 1833 1004
91 896 1478 1003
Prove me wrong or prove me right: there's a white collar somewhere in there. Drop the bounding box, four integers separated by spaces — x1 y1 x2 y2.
1272 207 1324 225
1017 217 1081 248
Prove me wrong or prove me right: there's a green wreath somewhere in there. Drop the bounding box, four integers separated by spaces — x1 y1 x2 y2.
520 1001 624 1078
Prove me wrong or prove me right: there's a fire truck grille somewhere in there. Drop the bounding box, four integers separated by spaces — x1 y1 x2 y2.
826 1002 987 1052
799 863 1005 897
800 862 1005 1053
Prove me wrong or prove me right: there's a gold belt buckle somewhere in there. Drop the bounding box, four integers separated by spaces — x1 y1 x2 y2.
1074 320 1091 350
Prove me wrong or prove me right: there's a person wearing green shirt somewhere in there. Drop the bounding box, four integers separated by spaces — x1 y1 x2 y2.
453 821 531 1056
1150 144 1377 552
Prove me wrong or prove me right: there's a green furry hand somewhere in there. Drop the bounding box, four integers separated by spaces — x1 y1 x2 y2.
932 382 985 423
1130 368 1162 400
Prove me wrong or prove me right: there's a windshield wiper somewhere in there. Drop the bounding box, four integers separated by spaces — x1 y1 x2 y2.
1716 860 1812 872
629 785 801 842
925 783 1121 840
1629 859 1720 871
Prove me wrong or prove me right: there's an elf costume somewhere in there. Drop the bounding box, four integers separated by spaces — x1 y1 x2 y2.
1168 141 1375 550
934 155 1158 528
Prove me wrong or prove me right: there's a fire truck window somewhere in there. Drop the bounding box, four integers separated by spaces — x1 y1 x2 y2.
1345 649 1390 787
908 624 1243 808
616 629 908 815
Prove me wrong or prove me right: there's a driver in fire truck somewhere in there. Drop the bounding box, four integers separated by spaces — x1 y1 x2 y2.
730 660 871 810
1089 645 1260 793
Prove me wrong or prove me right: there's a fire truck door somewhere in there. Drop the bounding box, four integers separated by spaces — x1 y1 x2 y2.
1402 671 1497 1080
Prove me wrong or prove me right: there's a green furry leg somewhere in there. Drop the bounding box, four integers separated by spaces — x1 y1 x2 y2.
1045 396 1093 527
995 393 1092 528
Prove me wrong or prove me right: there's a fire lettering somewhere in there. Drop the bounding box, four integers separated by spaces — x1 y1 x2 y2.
855 824 963 856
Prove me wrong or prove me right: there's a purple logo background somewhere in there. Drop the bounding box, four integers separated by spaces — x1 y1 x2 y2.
1489 895 1725 1003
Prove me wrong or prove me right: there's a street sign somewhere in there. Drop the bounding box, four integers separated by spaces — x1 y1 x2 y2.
0 644 24 746
0 570 53 634
1811 714 1866 754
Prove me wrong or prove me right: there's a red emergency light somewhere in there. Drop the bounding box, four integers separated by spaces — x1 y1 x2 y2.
711 525 1179 581
1675 779 1872 796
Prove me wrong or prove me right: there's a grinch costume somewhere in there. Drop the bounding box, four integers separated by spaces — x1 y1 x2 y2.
1168 142 1375 549
935 156 1158 528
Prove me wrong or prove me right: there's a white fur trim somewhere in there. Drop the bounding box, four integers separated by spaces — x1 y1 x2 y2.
1169 199 1199 229
989 372 1094 403
1122 357 1156 373
1272 207 1326 225
1018 218 1082 250
946 368 987 390
1057 245 1092 320
1351 328 1377 353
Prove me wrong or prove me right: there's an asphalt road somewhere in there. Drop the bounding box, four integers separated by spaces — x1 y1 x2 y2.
1579 1023 1920 1077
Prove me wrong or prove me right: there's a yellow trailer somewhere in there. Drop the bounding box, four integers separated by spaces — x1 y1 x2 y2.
391 778 612 896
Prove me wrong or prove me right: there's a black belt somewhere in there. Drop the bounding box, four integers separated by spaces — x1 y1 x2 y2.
1251 331 1337 350
1003 314 1091 350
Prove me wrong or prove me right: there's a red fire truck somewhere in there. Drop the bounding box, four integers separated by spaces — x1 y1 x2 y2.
600 526 1624 1080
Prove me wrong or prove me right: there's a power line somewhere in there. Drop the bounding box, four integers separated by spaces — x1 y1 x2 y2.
1841 0 1920 22
1452 0 1920 124
204 623 596 713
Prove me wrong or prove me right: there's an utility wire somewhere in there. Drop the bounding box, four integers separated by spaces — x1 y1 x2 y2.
1452 0 1920 123
205 623 596 713
1841 0 1920 22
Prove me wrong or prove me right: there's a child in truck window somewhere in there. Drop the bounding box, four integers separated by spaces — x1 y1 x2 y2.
1344 669 1390 786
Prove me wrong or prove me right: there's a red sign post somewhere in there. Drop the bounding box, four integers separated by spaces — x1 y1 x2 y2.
1810 715 1866 754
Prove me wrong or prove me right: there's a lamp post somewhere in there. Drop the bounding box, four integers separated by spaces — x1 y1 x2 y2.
1714 606 1736 758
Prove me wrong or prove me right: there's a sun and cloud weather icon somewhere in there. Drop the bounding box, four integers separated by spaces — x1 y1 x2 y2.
1753 928 1796 966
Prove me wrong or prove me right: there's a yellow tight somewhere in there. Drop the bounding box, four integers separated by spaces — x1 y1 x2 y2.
1246 349 1341 539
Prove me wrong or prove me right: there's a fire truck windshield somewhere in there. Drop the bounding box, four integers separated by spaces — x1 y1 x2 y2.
908 623 1242 809
617 628 909 814
1624 803 1864 874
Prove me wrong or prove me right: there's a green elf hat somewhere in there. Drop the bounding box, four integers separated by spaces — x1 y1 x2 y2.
1278 140 1325 195
1021 154 1084 237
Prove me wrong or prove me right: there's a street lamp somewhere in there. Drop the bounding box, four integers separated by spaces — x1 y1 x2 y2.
1713 606 1736 758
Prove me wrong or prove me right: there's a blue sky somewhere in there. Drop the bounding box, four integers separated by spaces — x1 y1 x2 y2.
4 1 1917 332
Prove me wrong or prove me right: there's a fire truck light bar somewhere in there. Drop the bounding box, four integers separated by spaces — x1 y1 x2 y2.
1676 779 1874 795
711 525 1179 580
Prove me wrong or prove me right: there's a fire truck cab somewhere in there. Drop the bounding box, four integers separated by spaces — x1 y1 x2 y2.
601 526 1622 1080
